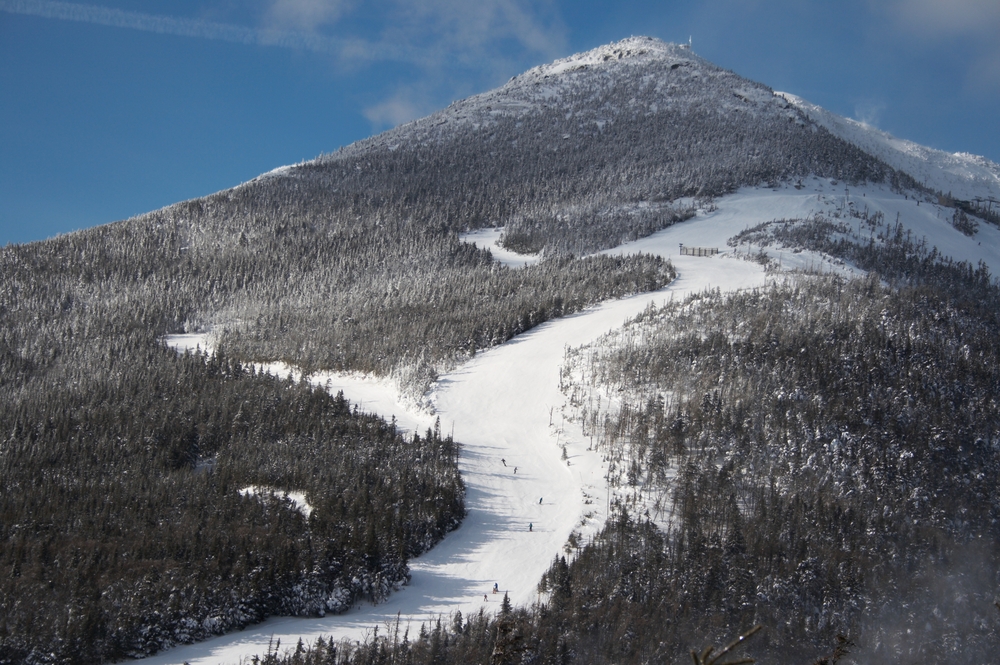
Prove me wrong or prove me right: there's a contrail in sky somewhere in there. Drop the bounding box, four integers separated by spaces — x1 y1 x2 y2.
0 0 413 61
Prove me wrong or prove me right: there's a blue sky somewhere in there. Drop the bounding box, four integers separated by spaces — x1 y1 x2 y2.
2 0 998 245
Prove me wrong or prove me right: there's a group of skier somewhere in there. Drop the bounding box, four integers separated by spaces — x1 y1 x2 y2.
503 458 544 532
484 582 502 601
482 458 547 601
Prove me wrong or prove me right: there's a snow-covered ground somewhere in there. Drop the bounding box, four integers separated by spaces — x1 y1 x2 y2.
660 178 1000 276
459 227 542 268
150 178 994 664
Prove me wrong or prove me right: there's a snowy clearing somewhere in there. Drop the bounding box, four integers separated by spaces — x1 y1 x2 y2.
149 178 993 664
459 227 541 268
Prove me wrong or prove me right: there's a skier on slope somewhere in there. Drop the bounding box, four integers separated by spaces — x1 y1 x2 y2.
529 522 533 532
493 582 499 594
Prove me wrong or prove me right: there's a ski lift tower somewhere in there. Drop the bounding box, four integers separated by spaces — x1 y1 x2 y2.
973 196 998 217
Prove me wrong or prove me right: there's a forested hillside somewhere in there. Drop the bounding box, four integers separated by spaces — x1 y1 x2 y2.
554 278 1000 662
250 215 1000 664
540 211 1000 662
0 36 985 664
135 38 910 390
0 183 673 664
0 346 462 663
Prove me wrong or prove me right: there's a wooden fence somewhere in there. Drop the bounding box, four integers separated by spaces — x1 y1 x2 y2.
678 244 719 257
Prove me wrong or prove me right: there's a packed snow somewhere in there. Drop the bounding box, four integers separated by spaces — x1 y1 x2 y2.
151 176 996 664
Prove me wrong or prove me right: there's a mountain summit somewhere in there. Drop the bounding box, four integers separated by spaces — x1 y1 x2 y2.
246 37 899 256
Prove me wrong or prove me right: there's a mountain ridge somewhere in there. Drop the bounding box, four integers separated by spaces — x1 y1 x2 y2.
779 91 1000 203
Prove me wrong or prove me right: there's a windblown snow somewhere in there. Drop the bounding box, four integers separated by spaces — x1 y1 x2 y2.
779 92 1000 203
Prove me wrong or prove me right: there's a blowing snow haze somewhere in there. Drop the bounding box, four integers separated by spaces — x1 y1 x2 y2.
2 37 1000 665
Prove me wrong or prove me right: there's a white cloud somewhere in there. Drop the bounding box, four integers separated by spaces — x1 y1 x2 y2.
0 0 350 53
884 0 1000 93
388 0 566 60
264 0 349 32
2 0 570 127
354 1 568 132
1 0 566 71
887 0 1000 36
363 87 436 129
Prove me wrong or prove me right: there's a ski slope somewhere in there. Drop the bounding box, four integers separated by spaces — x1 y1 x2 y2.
150 179 993 664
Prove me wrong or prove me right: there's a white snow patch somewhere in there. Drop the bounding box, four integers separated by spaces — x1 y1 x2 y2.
161 331 216 355
239 486 314 519
161 333 429 436
310 370 428 435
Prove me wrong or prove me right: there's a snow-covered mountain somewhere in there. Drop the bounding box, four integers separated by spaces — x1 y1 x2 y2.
138 39 1000 665
251 37 899 258
780 91 1000 203
350 37 804 143
242 36 1000 261
4 36 1000 665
